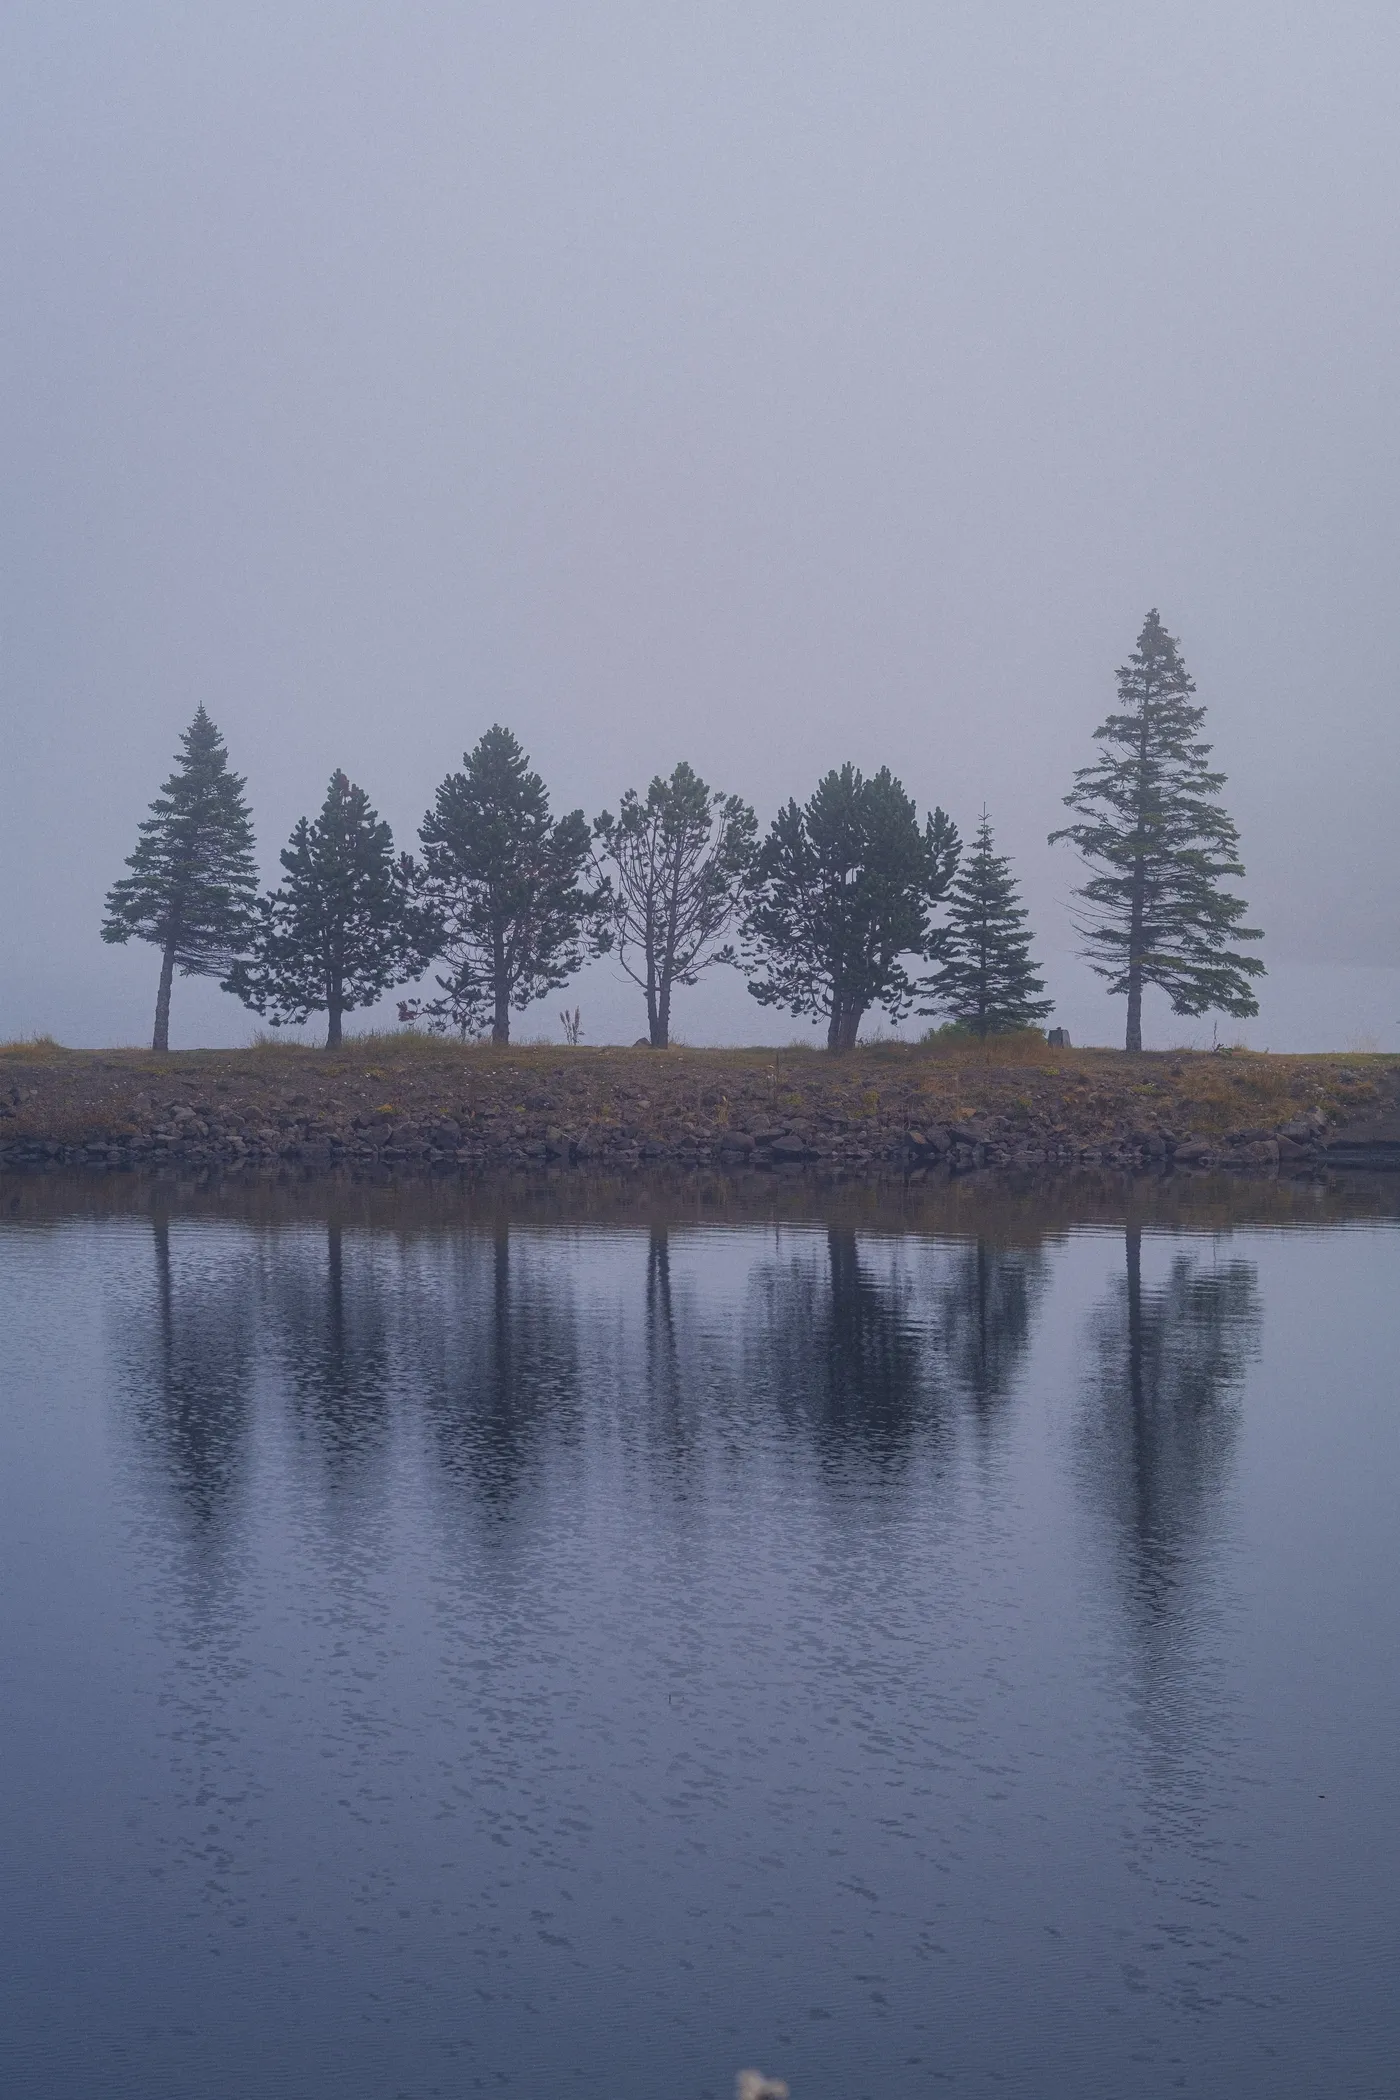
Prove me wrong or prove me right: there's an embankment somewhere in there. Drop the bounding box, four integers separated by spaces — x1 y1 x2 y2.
3 1038 1397 1177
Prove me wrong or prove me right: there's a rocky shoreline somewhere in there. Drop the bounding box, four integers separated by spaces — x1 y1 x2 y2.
3 1039 1397 1180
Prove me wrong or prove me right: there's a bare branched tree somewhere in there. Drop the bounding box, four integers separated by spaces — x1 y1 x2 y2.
594 761 756 1047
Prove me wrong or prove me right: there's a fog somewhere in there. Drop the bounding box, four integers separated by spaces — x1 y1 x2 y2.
2 2 1397 1050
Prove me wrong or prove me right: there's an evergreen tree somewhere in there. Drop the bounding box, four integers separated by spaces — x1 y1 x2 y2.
102 706 259 1052
926 809 1053 1037
413 725 603 1043
594 761 757 1046
739 764 960 1049
1050 610 1264 1052
227 771 430 1047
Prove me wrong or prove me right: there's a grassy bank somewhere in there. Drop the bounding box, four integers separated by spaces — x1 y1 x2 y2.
2 1035 1397 1175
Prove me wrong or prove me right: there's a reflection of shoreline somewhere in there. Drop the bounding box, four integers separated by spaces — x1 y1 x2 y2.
7 1163 1397 1240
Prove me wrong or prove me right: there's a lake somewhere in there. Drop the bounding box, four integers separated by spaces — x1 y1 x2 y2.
1 1170 1397 2100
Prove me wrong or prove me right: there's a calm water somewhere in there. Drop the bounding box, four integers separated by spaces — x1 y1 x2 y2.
1 1172 1397 2100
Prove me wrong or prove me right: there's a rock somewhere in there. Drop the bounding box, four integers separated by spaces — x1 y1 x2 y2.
751 1128 790 1148
1230 1138 1279 1167
770 1135 811 1161
718 1132 755 1155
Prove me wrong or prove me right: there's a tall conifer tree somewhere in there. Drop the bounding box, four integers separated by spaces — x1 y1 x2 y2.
227 771 430 1047
413 725 603 1043
1050 611 1263 1052
927 809 1053 1037
102 706 259 1052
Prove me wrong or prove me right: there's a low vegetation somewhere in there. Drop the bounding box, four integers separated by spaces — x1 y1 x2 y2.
1 1036 1394 1176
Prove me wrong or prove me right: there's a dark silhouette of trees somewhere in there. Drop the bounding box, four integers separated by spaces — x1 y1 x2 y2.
739 764 960 1050
228 770 430 1047
1050 610 1264 1052
926 808 1053 1038
101 707 259 1052
413 725 603 1043
594 761 756 1047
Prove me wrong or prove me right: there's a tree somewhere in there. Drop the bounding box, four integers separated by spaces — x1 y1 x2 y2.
226 770 429 1048
739 764 960 1050
102 707 259 1052
594 761 756 1047
1050 610 1264 1052
412 725 603 1043
925 808 1053 1038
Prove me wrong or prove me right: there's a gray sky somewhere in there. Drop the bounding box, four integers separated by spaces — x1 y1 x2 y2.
3 1 1398 1050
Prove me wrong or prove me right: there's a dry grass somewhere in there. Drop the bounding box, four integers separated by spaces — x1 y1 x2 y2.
0 1033 69 1059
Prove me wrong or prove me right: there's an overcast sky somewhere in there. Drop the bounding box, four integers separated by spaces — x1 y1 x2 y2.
3 1 1398 1050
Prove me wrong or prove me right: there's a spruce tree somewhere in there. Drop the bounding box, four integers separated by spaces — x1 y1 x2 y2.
927 809 1053 1037
739 764 960 1049
102 706 259 1052
227 771 431 1047
413 725 604 1043
1050 610 1264 1052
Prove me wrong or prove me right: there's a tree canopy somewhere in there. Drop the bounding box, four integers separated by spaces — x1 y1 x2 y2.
227 770 429 1047
413 724 603 1042
739 764 960 1050
1050 610 1263 1052
926 809 1053 1037
101 706 259 1051
594 761 756 1047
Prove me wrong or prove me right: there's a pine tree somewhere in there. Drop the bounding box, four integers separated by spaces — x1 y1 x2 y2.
413 725 604 1043
226 771 431 1047
739 764 960 1050
927 809 1053 1037
594 761 756 1046
1050 610 1264 1053
102 706 259 1052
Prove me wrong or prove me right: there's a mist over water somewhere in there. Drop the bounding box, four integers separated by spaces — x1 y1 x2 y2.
2 1175 1397 2098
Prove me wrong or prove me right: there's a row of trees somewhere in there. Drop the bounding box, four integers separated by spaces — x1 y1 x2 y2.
102 611 1263 1053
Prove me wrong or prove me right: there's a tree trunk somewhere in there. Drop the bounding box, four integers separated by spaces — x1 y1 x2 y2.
829 1001 863 1052
651 970 671 1048
492 932 510 1043
152 936 177 1053
1125 966 1143 1055
326 998 343 1049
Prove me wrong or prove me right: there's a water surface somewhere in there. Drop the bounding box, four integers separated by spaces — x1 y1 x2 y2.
2 1172 1397 2099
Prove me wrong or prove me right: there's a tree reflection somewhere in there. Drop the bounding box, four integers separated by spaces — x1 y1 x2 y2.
934 1238 1047 1423
415 1227 581 1514
272 1222 391 1487
120 1209 257 1598
747 1228 1051 1467
749 1228 940 1465
1083 1225 1260 1620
